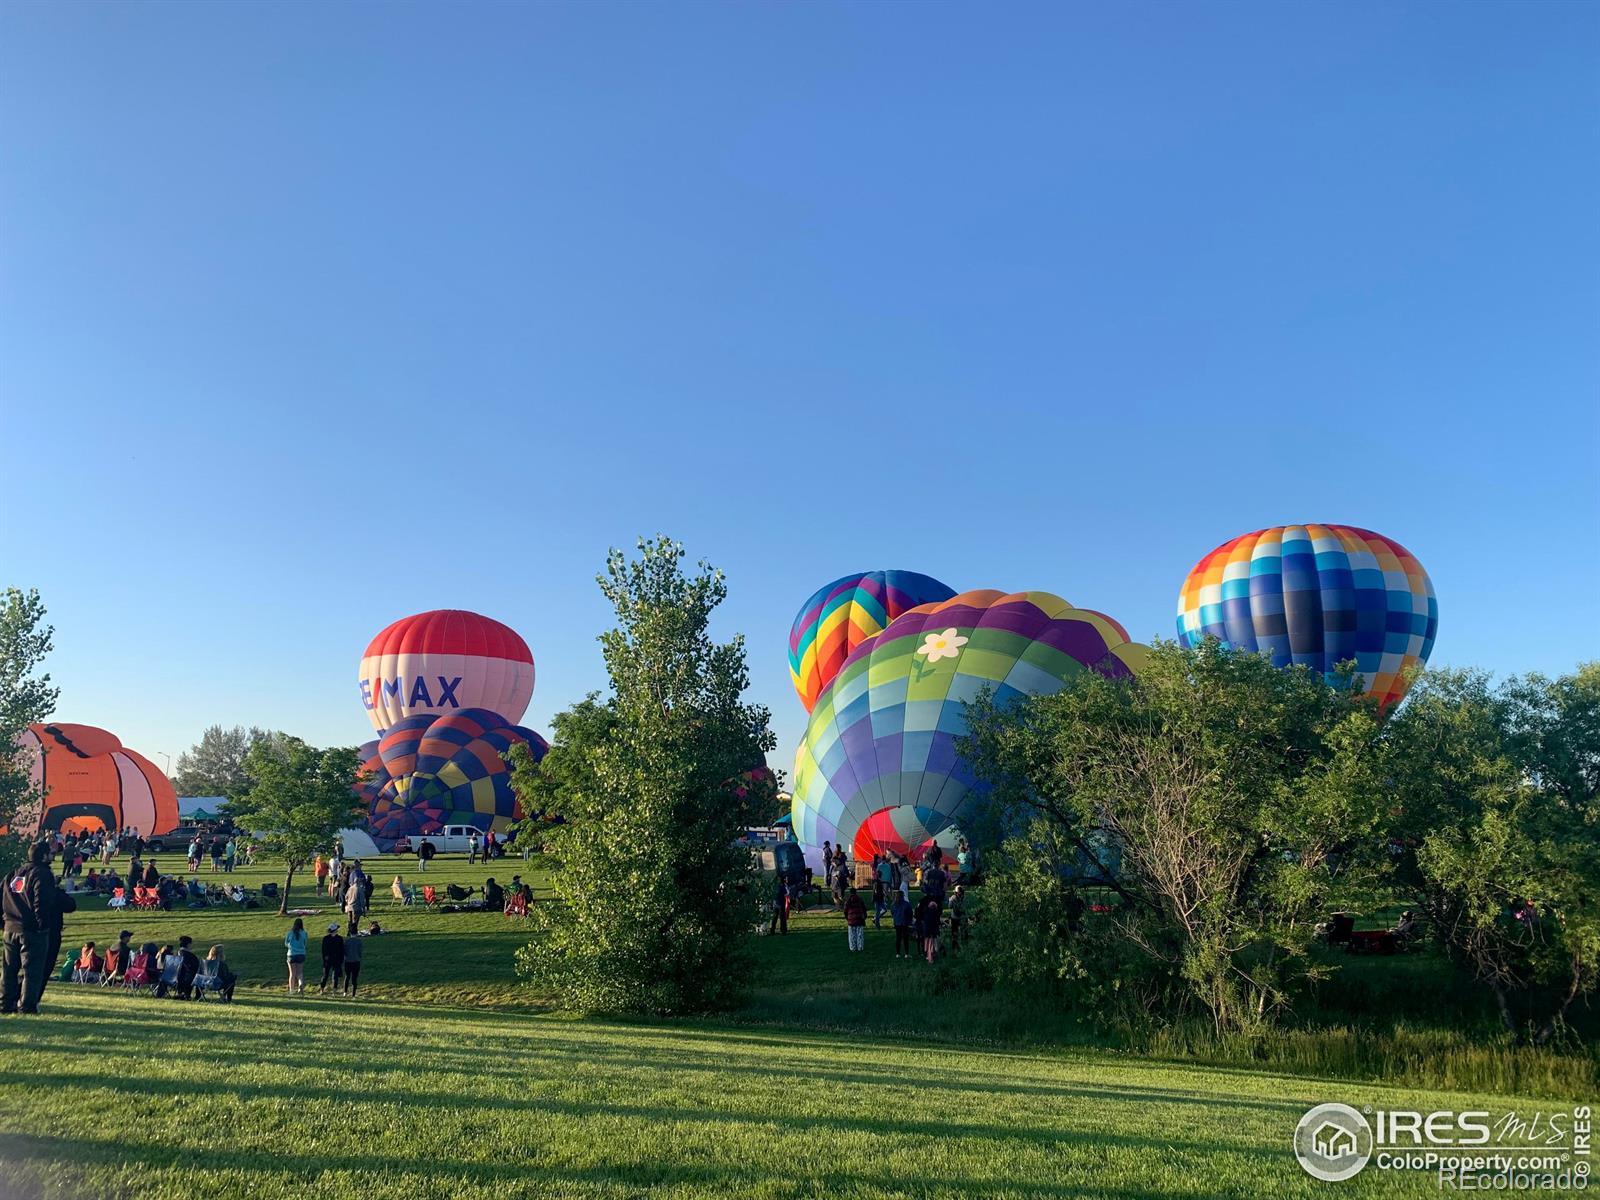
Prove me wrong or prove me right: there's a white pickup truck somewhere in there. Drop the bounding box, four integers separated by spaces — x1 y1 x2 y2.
391 825 486 855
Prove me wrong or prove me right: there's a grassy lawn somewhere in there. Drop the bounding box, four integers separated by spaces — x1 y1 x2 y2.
2 852 1588 1197
0 989 1526 1199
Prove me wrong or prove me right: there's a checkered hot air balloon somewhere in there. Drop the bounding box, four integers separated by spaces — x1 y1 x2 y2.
357 709 548 844
788 572 957 713
791 590 1149 861
1175 525 1438 711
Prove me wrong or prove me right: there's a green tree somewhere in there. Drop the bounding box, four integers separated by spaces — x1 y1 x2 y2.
1384 667 1599 1044
965 639 1384 1034
0 588 59 873
229 737 364 915
510 536 775 1014
172 724 284 799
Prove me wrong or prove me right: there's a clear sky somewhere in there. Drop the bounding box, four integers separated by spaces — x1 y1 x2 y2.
2 1 1596 778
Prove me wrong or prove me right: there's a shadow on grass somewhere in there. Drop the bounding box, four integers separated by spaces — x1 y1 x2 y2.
0 1123 1271 1200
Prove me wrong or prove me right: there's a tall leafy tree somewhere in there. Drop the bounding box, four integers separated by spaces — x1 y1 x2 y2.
510 536 775 1014
1384 667 1599 1044
0 588 59 871
965 639 1383 1034
172 724 283 799
229 737 364 915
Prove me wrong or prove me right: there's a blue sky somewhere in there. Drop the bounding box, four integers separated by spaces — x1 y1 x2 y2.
2 1 1596 776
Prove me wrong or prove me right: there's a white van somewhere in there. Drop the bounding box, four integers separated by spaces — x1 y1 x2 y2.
393 825 484 855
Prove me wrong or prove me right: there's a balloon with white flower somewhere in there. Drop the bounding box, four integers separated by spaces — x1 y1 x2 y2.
790 589 1149 862
916 628 968 663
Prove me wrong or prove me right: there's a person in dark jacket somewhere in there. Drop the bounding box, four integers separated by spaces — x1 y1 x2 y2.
318 924 345 993
3 842 58 1014
46 879 76 982
891 894 914 959
141 860 160 889
916 896 942 964
482 878 504 911
175 936 201 998
768 872 790 936
341 930 364 996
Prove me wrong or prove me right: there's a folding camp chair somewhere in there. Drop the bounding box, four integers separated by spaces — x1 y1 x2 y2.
107 887 127 910
192 959 228 1001
503 893 528 919
421 885 438 906
122 955 156 994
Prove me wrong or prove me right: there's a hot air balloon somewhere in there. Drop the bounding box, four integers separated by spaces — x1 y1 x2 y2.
788 571 957 712
357 708 548 844
1175 524 1437 710
792 590 1148 861
9 723 178 837
359 610 535 734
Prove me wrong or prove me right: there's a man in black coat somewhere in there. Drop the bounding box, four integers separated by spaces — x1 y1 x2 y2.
2 841 58 1014
174 935 201 999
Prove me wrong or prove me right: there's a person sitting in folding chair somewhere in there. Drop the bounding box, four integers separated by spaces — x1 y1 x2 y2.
193 945 236 1001
73 941 104 984
123 944 158 993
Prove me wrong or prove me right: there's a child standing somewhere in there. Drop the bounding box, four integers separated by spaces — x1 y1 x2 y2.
843 887 867 952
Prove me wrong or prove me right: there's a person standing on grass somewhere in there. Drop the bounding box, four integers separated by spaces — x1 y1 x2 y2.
871 869 888 929
768 872 789 936
345 867 369 926
224 838 236 873
319 923 345 993
284 918 308 994
314 854 328 892
897 855 911 904
209 836 223 873
947 885 966 952
891 892 914 959
467 830 479 865
341 929 363 996
843 886 867 952
916 896 942 964
187 838 201 873
416 839 436 872
921 857 948 908
2 842 59 1015
45 875 76 985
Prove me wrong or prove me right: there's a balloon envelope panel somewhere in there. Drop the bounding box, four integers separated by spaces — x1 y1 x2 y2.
358 609 535 733
788 571 956 712
1175 524 1437 710
793 590 1148 863
7 724 177 837
357 708 548 843
851 805 962 861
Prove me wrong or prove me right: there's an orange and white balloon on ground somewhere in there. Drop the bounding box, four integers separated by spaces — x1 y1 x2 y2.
8 723 177 837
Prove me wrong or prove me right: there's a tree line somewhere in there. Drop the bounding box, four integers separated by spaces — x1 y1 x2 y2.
963 643 1598 1046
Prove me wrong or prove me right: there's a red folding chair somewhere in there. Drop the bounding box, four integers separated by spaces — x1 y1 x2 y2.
108 887 127 909
421 885 438 906
503 893 527 919
122 952 156 993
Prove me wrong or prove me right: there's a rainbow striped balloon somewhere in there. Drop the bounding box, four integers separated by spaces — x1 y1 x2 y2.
1175 524 1438 711
787 571 956 712
792 589 1148 860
